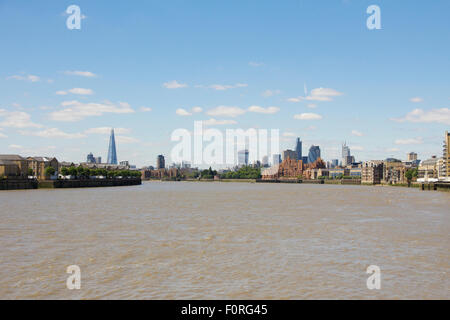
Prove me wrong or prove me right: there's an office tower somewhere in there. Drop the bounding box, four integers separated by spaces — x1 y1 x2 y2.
262 156 269 167
107 128 118 165
331 159 339 168
95 157 102 164
156 155 165 169
295 138 302 161
407 152 418 161
342 142 351 166
272 154 281 166
238 150 249 166
86 152 95 163
444 131 450 180
308 145 321 163
283 149 297 161
302 156 308 164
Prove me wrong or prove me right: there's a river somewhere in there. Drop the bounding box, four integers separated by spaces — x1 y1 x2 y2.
0 182 448 299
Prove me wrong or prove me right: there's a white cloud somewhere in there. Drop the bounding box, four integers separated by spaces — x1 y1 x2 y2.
294 113 323 120
163 80 188 89
392 108 450 125
206 106 246 117
9 144 23 149
0 132 7 138
0 109 43 128
176 108 192 116
85 127 131 135
410 97 424 103
115 135 139 144
192 106 203 113
248 105 280 114
68 88 94 95
64 70 97 78
351 130 364 137
203 118 237 126
7 74 40 82
140 107 152 112
57 88 93 95
307 104 317 109
249 61 264 67
203 83 248 91
386 148 399 152
288 87 343 102
394 137 423 145
20 128 86 139
262 89 281 97
49 100 134 122
283 132 296 137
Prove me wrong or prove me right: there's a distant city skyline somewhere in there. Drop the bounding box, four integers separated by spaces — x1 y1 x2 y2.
0 1 449 167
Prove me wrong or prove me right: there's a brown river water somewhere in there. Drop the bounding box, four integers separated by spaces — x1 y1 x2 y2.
0 182 449 299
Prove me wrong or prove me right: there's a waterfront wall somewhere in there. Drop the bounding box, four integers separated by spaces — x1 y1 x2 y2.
38 178 142 189
0 179 38 190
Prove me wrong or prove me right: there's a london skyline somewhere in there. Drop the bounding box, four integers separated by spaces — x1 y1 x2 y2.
0 1 449 167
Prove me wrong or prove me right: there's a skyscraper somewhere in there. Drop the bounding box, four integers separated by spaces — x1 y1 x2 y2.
238 150 249 166
342 142 351 166
107 128 118 164
156 155 165 169
308 145 321 163
295 138 302 161
86 152 95 163
272 154 281 166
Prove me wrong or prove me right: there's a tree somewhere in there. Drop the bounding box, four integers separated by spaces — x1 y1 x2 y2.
45 166 56 177
27 168 34 176
405 168 418 186
60 167 69 176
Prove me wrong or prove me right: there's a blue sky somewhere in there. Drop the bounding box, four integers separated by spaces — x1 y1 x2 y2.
0 0 449 167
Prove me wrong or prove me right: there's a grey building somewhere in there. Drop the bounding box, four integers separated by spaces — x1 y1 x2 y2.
295 138 302 162
156 155 165 169
238 150 249 166
308 145 321 163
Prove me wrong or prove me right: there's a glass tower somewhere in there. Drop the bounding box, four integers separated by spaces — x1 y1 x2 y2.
107 128 118 164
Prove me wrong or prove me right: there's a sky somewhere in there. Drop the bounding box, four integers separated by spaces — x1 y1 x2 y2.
0 0 449 168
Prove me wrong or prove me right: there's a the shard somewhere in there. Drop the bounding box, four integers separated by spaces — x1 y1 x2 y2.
107 128 118 164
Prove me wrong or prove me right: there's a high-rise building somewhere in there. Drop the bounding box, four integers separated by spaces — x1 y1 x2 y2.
302 156 308 164
295 138 302 162
238 150 249 166
341 142 351 166
407 152 418 161
261 156 269 167
308 145 321 164
86 152 95 163
331 159 339 168
95 157 102 164
272 154 281 166
156 155 165 169
283 149 297 161
107 128 118 165
443 131 450 180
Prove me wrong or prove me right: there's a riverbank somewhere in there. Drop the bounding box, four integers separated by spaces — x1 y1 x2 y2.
142 178 450 192
38 178 142 189
0 178 141 190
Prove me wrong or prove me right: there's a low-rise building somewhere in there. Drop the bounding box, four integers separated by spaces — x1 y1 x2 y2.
417 156 440 183
0 155 29 178
383 159 407 184
361 160 384 184
27 157 59 180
